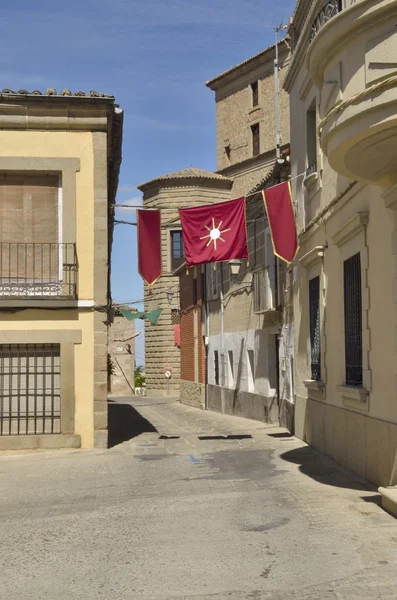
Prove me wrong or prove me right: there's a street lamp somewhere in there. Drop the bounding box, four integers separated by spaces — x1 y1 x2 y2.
166 289 174 304
228 259 242 279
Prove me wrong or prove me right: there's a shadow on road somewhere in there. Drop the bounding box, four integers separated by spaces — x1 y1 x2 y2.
108 400 158 448
279 446 370 491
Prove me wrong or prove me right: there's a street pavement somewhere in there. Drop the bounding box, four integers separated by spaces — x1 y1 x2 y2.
1 396 397 599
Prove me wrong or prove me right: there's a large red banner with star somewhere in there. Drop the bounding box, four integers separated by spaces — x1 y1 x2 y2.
137 209 162 285
262 182 299 263
179 198 248 267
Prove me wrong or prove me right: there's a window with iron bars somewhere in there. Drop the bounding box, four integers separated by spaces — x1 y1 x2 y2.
0 343 61 436
214 350 219 386
344 253 363 386
309 276 321 381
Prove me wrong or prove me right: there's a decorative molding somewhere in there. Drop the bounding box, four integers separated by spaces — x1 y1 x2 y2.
337 385 369 412
0 299 93 309
383 182 397 210
331 212 369 248
304 379 326 401
303 171 319 189
298 70 313 101
300 246 325 268
0 329 82 344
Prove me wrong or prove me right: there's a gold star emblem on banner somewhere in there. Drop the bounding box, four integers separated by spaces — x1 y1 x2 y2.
200 218 231 250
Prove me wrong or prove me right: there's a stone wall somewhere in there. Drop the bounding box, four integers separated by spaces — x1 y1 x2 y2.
108 311 135 396
180 380 205 410
207 385 279 424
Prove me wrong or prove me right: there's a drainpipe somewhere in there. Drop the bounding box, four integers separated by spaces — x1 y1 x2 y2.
203 264 210 410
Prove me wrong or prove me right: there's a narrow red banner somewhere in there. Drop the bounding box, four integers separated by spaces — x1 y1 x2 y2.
179 198 248 267
262 182 299 263
137 209 162 285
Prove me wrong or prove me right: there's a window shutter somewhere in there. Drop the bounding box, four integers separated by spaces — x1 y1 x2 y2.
0 175 59 280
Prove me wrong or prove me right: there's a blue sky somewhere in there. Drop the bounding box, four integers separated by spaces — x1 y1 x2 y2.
2 0 296 365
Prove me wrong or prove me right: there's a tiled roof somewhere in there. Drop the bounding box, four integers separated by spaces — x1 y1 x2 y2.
138 167 232 190
206 38 288 88
0 88 114 98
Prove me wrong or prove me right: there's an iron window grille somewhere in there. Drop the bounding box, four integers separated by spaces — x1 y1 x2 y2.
344 253 363 386
0 344 61 436
309 276 321 381
214 350 219 386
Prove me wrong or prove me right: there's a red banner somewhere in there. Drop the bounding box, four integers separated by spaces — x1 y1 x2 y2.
179 198 248 267
137 209 162 285
262 182 299 263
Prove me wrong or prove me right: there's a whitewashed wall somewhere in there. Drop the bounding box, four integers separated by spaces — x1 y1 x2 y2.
208 329 278 399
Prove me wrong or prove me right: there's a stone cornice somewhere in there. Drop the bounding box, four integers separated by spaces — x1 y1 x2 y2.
331 212 369 248
283 0 323 92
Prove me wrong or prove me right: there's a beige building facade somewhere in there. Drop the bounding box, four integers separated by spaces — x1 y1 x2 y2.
203 41 295 426
138 169 232 397
284 0 397 503
0 89 122 450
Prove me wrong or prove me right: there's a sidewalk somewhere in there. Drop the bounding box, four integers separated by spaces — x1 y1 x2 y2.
0 397 396 600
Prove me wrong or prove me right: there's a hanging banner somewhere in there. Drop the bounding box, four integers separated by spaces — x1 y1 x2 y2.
262 183 299 263
137 209 162 285
179 198 248 267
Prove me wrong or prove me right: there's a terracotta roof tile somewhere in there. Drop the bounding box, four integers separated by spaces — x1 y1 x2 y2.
138 167 232 190
0 88 114 98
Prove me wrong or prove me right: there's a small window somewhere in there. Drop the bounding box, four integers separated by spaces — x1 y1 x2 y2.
251 123 260 156
344 253 362 386
306 101 317 175
251 81 259 107
228 350 234 387
309 276 321 381
214 350 219 386
247 349 255 392
171 230 185 271
225 145 231 161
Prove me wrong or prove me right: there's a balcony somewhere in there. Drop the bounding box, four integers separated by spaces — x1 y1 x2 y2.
0 243 77 299
309 0 342 43
306 0 397 188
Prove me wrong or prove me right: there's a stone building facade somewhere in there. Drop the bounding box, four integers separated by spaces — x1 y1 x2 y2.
108 308 136 396
137 169 232 396
201 41 294 426
284 0 397 509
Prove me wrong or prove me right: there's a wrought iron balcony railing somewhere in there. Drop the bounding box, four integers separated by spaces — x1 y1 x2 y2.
309 0 342 43
0 243 77 299
306 161 318 177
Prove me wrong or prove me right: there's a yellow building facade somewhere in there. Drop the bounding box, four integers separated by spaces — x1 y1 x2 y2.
0 89 122 450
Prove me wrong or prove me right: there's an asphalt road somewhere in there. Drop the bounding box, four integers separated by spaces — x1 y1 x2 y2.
0 397 396 599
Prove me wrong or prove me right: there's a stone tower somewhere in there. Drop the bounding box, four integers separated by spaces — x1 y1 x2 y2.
137 168 232 397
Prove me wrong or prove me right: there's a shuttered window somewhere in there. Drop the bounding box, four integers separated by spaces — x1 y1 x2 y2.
0 174 59 243
0 175 60 280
